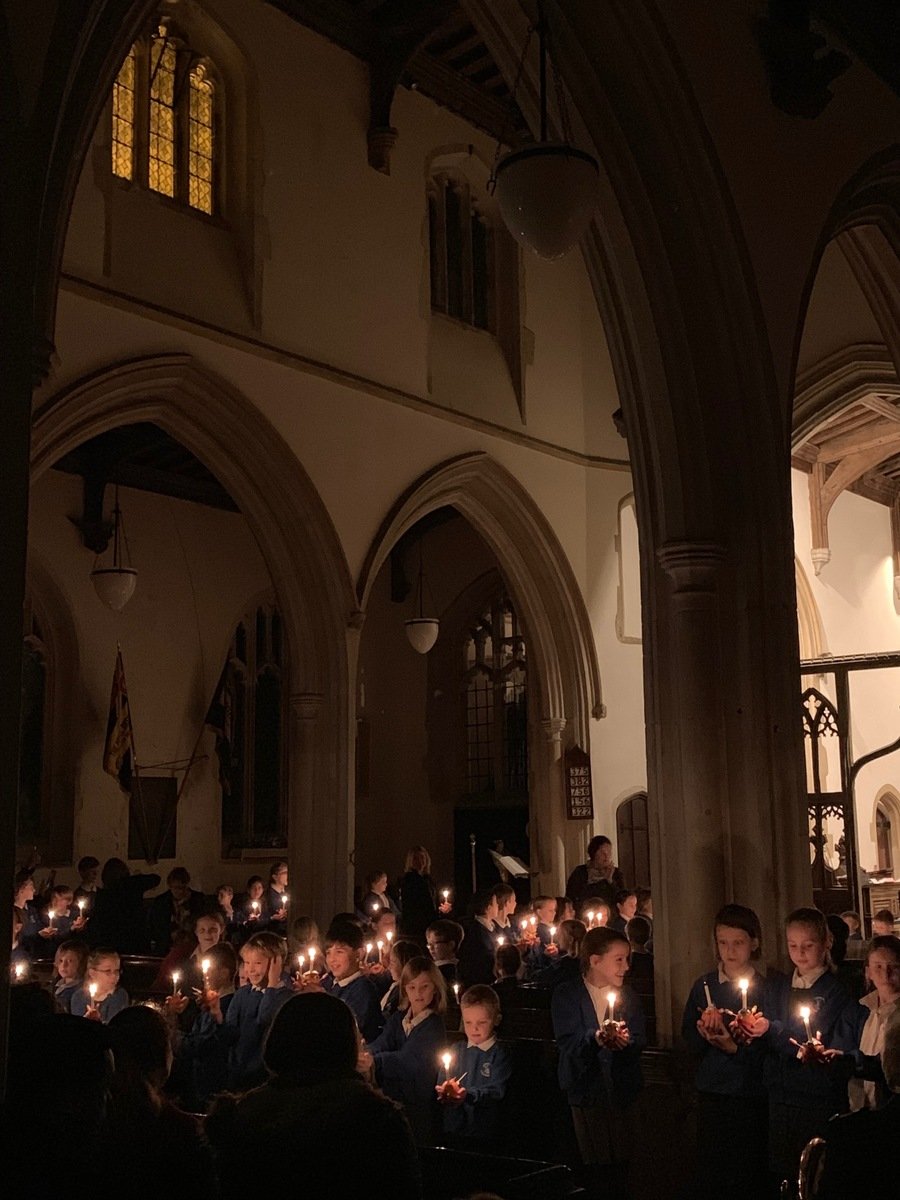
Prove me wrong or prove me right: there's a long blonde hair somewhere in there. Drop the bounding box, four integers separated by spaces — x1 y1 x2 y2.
404 845 431 875
399 956 447 1014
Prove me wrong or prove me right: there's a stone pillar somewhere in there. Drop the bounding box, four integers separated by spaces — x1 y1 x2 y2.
539 716 569 893
287 692 324 921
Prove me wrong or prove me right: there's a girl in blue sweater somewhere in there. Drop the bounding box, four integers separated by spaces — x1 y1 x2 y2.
551 925 646 1197
762 907 864 1190
366 955 447 1144
681 904 777 1200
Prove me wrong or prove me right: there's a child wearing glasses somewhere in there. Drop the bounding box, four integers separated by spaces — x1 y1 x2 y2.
71 947 129 1022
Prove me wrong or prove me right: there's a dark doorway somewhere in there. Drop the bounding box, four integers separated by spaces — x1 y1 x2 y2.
453 804 531 913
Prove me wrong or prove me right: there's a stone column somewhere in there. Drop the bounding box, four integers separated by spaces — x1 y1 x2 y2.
539 716 569 893
287 692 324 921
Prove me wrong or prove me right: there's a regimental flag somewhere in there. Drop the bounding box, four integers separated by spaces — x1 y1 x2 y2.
205 662 233 795
103 647 133 792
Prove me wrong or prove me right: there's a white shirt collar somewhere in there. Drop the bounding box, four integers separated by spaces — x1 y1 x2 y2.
334 970 363 989
791 965 828 989
476 915 495 930
467 1036 496 1051
402 1008 431 1034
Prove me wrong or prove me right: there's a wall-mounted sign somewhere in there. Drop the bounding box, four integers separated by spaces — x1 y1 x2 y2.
565 745 594 821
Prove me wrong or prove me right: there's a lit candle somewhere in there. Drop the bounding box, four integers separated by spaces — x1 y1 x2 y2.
308 947 317 974
376 939 384 960
703 981 714 1009
297 954 305 974
497 935 506 947
597 909 606 925
738 977 749 1012
442 889 450 903
201 958 211 991
441 1051 452 1081
549 925 557 945
77 898 87 916
172 970 181 996
282 894 289 909
366 942 374 964
88 981 98 1001
14 962 26 981
452 982 460 1002
386 930 393 945
606 990 617 1022
250 900 260 916
48 910 56 930
371 902 381 914
800 1004 812 1042
529 916 537 928
586 910 595 928
520 918 529 934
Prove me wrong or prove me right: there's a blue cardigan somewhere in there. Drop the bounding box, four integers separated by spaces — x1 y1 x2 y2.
442 1040 512 1140
70 986 129 1023
322 973 383 1042
551 978 645 1107
369 1009 446 1108
762 971 864 1110
219 983 292 1089
681 968 781 1098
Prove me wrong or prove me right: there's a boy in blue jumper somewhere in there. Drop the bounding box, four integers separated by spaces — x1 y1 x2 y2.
438 984 511 1146
210 931 291 1090
175 941 238 1109
321 926 382 1041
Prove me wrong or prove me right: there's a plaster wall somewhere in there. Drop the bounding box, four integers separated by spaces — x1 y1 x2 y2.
792 469 900 872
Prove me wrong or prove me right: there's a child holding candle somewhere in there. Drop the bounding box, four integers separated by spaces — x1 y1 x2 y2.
174 941 238 1110
681 904 774 1200
320 924 383 1040
437 984 511 1148
360 869 401 919
426 918 464 986
212 931 291 1089
846 933 900 1110
533 919 587 991
52 939 88 1011
365 956 447 1144
235 875 268 942
380 939 423 1018
37 884 84 951
264 861 289 932
458 890 501 988
526 895 559 975
490 883 517 932
762 906 864 1190
71 947 129 1022
551 926 646 1196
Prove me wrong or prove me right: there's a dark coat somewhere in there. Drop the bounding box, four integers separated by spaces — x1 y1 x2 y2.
207 1072 421 1200
551 978 646 1108
147 888 207 955
89 873 160 954
563 864 624 908
457 919 497 988
398 871 438 941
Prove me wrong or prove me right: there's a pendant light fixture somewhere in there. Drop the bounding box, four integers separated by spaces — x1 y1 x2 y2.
491 2 599 260
90 487 137 611
404 538 439 654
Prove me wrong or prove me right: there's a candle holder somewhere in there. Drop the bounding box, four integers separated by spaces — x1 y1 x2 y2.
726 1004 766 1044
596 1018 628 1047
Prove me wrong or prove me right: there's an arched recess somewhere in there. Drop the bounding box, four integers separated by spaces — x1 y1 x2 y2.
795 557 829 663
21 554 82 864
872 786 900 876
357 452 604 892
30 353 357 918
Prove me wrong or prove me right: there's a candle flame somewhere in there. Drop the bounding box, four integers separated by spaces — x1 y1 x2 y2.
201 958 210 974
607 991 617 1005
376 940 384 950
309 948 316 963
89 982 98 997
442 889 449 899
550 925 557 936
441 1052 451 1071
498 935 506 946
172 971 180 985
283 895 289 906
297 954 305 968
386 931 393 943
587 911 595 924
15 962 26 979
800 1005 811 1020
371 902 381 912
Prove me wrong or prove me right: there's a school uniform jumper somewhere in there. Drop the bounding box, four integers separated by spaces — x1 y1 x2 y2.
681 968 777 1200
369 1008 445 1144
322 971 383 1041
552 978 646 1167
70 986 130 1023
219 982 292 1090
441 1037 512 1143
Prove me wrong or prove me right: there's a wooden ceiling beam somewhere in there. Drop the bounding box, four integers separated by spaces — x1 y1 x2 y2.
860 394 900 424
817 420 900 463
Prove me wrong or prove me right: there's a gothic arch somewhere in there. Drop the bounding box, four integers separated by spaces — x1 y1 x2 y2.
357 451 603 889
795 557 829 662
31 353 357 917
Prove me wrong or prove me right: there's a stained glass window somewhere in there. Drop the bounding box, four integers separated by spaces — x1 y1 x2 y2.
148 31 177 197
463 596 527 800
189 63 215 213
111 47 136 180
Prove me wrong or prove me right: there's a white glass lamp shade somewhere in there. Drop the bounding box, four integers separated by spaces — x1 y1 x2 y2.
405 617 440 654
495 143 599 259
91 566 138 611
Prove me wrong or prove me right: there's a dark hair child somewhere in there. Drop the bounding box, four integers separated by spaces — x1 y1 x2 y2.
762 907 865 1189
681 904 773 1200
321 923 382 1041
380 939 423 1018
174 941 238 1110
551 926 645 1194
533 918 586 991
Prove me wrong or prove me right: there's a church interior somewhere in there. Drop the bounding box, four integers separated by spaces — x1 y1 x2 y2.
3 2 900 1196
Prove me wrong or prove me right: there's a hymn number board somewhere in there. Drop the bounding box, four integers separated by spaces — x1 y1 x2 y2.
564 745 594 821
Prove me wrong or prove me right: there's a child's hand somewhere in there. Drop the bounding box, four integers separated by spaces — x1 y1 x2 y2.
71 915 87 931
698 1005 727 1037
438 900 452 915
544 942 559 957
435 1079 467 1105
273 907 287 922
208 992 224 1023
84 1005 102 1022
267 954 285 989
38 927 56 939
357 1047 374 1078
704 1028 738 1054
729 1011 769 1043
596 1022 630 1050
165 993 189 1016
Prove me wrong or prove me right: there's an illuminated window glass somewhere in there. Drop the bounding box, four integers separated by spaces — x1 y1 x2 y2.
148 31 177 198
188 63 215 213
111 46 136 180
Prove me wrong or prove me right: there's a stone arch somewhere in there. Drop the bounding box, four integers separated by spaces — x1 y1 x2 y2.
357 451 603 890
795 557 829 663
31 353 357 918
873 785 900 876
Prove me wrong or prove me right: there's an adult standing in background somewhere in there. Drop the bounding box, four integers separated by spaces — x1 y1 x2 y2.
90 858 160 954
565 835 625 909
398 846 449 944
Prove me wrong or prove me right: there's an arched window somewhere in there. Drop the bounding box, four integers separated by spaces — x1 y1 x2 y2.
463 595 527 800
218 603 286 856
112 22 219 215
428 173 494 332
876 804 893 873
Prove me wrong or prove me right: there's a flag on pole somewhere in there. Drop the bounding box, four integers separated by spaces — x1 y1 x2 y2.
103 647 134 792
205 662 233 794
